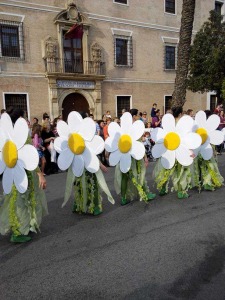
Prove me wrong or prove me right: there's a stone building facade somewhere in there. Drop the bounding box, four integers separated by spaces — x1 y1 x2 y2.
0 0 224 121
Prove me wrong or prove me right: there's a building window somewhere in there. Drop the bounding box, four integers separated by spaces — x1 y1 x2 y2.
215 1 223 14
4 94 29 119
165 45 176 70
164 95 172 113
63 31 83 73
116 96 131 117
114 35 133 67
114 0 128 4
165 0 176 14
210 95 217 112
0 20 24 60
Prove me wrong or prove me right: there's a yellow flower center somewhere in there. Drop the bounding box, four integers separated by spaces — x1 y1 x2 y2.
3 140 18 168
164 132 180 150
118 134 132 153
68 133 85 155
195 127 208 145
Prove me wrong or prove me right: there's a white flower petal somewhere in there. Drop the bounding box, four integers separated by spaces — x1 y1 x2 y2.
195 111 207 128
130 141 145 160
1 113 14 140
67 111 83 132
2 167 14 194
86 135 105 155
108 122 121 137
105 136 120 153
109 149 122 166
57 148 74 171
200 143 213 160
131 120 145 140
151 128 166 143
0 131 7 151
206 114 220 132
176 145 193 166
162 114 175 132
72 155 84 177
120 153 131 173
17 144 39 171
208 130 224 146
152 143 167 158
0 153 6 174
83 147 100 173
176 115 194 136
120 112 132 134
54 137 68 153
57 120 70 138
182 132 202 150
13 118 28 149
79 118 96 142
14 164 28 194
161 150 175 169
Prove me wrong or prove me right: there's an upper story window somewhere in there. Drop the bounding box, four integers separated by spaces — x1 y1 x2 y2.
0 20 24 60
165 45 176 70
114 35 133 67
63 30 83 73
114 0 128 5
215 1 223 14
165 0 176 14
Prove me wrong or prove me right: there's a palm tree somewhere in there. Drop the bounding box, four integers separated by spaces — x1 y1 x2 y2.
172 0 196 108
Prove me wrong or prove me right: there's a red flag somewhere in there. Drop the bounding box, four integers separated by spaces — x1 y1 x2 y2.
64 24 83 40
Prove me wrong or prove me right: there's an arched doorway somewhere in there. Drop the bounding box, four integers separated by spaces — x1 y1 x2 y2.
62 93 90 121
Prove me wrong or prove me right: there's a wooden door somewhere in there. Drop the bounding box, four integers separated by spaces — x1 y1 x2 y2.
62 93 90 121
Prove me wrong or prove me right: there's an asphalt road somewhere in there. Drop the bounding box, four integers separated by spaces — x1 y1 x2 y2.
1 156 225 300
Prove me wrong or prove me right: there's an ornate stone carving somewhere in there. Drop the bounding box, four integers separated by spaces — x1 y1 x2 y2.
91 43 102 62
43 36 58 59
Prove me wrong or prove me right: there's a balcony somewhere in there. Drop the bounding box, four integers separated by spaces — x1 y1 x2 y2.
44 58 106 76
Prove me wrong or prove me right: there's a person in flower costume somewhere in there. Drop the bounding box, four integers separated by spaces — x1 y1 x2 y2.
192 110 224 191
151 107 202 199
0 109 47 243
54 111 114 216
105 109 156 205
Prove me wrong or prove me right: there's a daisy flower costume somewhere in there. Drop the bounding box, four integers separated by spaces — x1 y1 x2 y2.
151 113 201 198
192 110 224 191
54 111 114 216
0 112 48 243
105 111 155 205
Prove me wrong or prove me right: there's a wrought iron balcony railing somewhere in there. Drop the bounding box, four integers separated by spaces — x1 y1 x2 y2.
44 58 106 76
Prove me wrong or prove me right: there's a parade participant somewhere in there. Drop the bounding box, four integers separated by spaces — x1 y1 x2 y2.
54 111 114 216
0 110 47 243
192 110 224 191
105 109 156 205
151 107 201 199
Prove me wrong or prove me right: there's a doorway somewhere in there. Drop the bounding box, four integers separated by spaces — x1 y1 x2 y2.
62 93 90 121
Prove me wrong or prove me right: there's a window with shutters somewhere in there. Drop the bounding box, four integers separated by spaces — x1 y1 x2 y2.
165 45 176 70
4 93 29 119
114 35 133 67
114 0 128 5
116 96 131 117
165 0 176 14
0 20 24 60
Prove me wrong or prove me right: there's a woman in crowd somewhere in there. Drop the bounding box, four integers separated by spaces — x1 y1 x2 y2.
32 123 46 175
41 120 58 174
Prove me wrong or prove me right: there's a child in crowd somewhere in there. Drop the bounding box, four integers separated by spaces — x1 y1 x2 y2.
32 124 46 174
